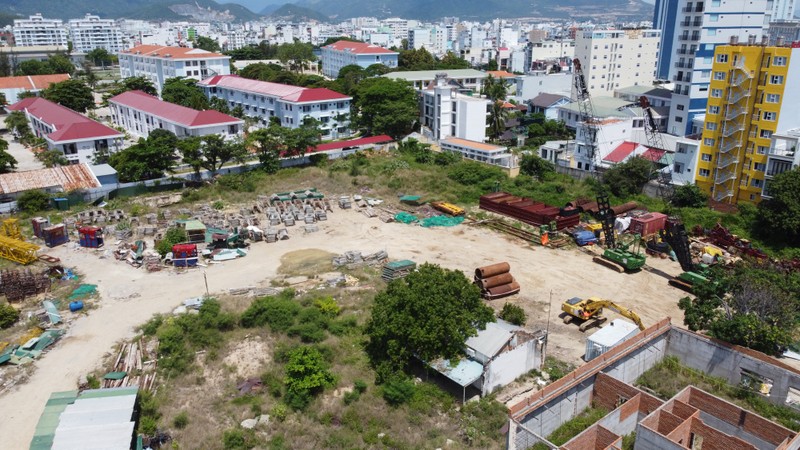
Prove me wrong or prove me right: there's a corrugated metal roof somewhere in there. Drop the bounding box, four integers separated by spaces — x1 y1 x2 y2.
603 141 638 163
429 358 484 387
324 40 397 54
587 319 639 347
0 164 100 195
466 321 518 359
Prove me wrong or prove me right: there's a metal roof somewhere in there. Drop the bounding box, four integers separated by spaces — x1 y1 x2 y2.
429 358 485 387
109 90 242 127
0 164 100 195
7 97 123 143
466 320 521 359
89 164 117 177
587 319 640 347
384 69 487 82
559 96 645 119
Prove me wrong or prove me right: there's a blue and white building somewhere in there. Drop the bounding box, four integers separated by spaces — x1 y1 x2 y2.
320 40 398 78
653 0 773 136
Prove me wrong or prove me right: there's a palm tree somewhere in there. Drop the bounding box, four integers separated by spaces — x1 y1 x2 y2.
487 100 510 142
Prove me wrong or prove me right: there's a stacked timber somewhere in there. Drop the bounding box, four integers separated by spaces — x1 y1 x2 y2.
474 262 520 300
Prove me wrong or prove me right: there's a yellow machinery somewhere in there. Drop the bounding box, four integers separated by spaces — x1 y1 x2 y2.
561 297 645 332
0 219 38 264
0 218 23 241
431 201 465 216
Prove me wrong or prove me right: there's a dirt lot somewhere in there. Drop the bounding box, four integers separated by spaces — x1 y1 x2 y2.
0 205 690 448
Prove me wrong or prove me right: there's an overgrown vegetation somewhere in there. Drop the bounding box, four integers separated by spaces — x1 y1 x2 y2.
499 302 527 325
0 302 19 329
155 227 188 258
542 356 575 381
531 406 609 448
16 190 50 213
637 356 800 431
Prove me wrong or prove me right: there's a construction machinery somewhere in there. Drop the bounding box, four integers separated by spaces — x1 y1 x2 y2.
572 58 599 172
659 218 713 292
593 195 646 272
430 201 465 216
639 96 673 202
561 297 646 332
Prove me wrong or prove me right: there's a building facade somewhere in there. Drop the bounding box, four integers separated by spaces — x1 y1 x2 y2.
654 0 772 136
109 90 243 140
320 40 398 78
12 14 68 48
440 138 515 168
0 74 70 104
695 44 800 204
68 14 124 54
421 75 490 142
383 69 487 93
118 45 230 94
6 97 123 165
762 128 800 199
198 75 352 139
574 29 661 98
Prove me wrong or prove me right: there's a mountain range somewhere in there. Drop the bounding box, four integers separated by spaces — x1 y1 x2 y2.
0 0 654 22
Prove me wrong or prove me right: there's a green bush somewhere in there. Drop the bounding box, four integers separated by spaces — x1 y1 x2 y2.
329 315 359 336
354 379 367 394
343 390 361 405
309 153 328 167
284 346 336 410
671 183 708 208
172 411 189 429
139 416 157 435
313 296 340 317
240 291 300 331
498 303 526 326
0 302 20 329
260 371 284 398
382 377 416 406
86 374 101 389
139 315 163 336
156 227 188 257
222 428 257 449
270 403 288 422
16 189 50 213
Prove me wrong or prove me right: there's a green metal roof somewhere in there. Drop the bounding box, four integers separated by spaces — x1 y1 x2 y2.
176 219 207 231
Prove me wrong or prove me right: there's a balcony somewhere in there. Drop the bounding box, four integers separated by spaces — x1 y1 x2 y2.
675 61 694 68
725 105 746 120
717 153 738 168
719 138 741 154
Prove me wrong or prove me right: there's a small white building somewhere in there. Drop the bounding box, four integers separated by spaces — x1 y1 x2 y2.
762 128 800 199
528 93 571 121
108 90 244 140
320 40 398 79
421 74 489 142
7 97 124 165
198 75 352 139
383 69 487 93
118 45 231 95
68 14 124 54
13 14 68 48
441 138 515 168
585 319 640 361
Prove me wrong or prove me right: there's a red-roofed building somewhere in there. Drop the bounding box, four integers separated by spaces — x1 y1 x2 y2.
118 44 230 95
321 40 398 78
108 90 244 140
0 74 70 104
198 75 353 139
603 141 638 163
7 97 123 165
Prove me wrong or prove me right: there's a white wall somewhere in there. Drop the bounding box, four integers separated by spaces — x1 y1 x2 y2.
483 339 542 395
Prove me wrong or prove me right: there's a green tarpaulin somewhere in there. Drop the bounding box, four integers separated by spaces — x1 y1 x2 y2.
69 284 97 300
394 212 419 224
421 215 465 227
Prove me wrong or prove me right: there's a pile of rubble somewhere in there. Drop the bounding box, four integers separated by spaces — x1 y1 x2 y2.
332 250 389 269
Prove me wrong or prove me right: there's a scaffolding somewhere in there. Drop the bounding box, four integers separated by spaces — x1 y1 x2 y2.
0 235 39 265
0 218 24 241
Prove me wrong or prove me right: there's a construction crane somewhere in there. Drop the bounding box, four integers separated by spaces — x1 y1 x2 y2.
639 96 673 201
659 218 713 292
572 58 599 173
593 194 646 272
561 296 646 332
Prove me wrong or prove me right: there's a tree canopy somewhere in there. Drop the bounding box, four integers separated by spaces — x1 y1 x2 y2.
284 346 336 410
520 153 555 181
757 168 800 246
16 53 74 76
108 129 178 182
196 135 248 174
41 79 94 112
602 156 653 197
107 77 158 99
671 183 708 208
353 77 418 139
397 48 471 71
365 263 495 381
0 137 18 173
276 41 316 72
86 48 116 66
194 36 221 53
161 77 209 110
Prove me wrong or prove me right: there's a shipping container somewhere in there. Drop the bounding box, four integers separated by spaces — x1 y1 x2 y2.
43 224 69 248
78 226 104 248
172 243 198 267
584 319 640 361
629 212 668 236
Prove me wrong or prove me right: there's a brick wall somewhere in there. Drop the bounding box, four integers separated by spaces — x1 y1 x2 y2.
689 417 758 450
667 399 698 420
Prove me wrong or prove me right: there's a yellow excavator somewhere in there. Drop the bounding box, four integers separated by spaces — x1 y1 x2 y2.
561 297 646 332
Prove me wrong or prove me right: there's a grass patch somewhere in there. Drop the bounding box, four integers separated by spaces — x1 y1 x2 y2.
532 406 609 448
542 356 575 381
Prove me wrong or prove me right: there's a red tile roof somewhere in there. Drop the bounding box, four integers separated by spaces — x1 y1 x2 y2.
641 147 666 162
7 97 123 143
603 141 638 163
324 40 398 55
108 90 242 127
0 164 100 194
0 74 70 90
487 70 516 78
311 135 393 152
120 44 227 60
199 75 351 103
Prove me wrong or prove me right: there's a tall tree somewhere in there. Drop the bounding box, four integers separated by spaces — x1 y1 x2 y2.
0 137 18 173
438 51 471 69
276 41 316 72
482 74 508 101
247 126 282 173
0 52 11 77
398 47 436 70
42 79 94 112
161 77 209 110
177 137 204 180
80 61 98 89
86 48 115 67
110 76 158 97
602 156 653 197
199 135 247 174
239 62 284 82
5 111 31 139
195 36 221 53
354 77 417 139
365 263 495 381
758 168 800 246
47 53 75 75
108 130 178 182
487 100 509 142
16 60 54 76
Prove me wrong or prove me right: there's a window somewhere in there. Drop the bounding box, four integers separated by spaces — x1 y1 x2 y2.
717 54 728 63
706 122 717 131
761 129 773 138
713 71 726 80
711 0 720 5
709 14 719 21
701 153 712 161
711 88 723 98
751 178 763 187
773 56 787 66
766 93 780 103
677 104 685 111
770 75 784 84
676 116 684 122
763 111 776 121
709 105 720 114
754 163 766 171
757 146 768 154
704 138 715 146
699 168 711 177
706 28 717 36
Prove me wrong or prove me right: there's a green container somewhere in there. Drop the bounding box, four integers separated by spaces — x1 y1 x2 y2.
52 198 69 211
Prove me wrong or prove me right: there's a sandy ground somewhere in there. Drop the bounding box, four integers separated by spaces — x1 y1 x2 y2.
0 207 691 448
1 131 45 172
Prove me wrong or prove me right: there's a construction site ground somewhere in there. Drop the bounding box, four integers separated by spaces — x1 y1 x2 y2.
0 204 691 448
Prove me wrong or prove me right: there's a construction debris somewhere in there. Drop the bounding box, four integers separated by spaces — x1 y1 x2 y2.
474 262 520 300
103 338 158 391
0 328 65 366
0 268 50 302
332 250 389 269
381 260 417 282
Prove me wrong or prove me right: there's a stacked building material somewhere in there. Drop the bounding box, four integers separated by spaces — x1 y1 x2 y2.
474 262 520 300
479 192 580 230
381 260 417 282
0 268 50 302
338 196 352 209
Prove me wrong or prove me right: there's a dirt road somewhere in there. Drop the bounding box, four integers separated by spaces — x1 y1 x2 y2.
0 208 689 448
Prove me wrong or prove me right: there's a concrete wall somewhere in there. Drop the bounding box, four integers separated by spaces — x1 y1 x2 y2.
484 339 542 395
635 423 688 450
517 378 595 440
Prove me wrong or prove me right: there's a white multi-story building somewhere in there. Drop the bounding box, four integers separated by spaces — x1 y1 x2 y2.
574 29 661 98
320 40 398 78
198 75 352 139
383 69 487 93
527 39 575 63
408 28 433 50
109 90 243 141
441 137 515 168
382 18 409 41
13 14 68 48
772 0 797 21
762 128 800 198
421 74 489 142
118 45 230 95
653 0 772 135
6 97 123 165
68 14 124 54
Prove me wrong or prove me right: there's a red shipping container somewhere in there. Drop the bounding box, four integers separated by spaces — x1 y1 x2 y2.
629 212 668 236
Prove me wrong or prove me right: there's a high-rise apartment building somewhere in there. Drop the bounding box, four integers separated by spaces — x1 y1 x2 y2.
695 43 800 204
772 0 797 21
68 14 124 54
653 0 772 136
573 29 661 98
13 14 68 48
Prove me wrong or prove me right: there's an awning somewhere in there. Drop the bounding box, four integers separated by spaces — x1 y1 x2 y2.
429 358 484 387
